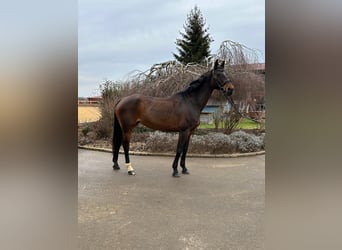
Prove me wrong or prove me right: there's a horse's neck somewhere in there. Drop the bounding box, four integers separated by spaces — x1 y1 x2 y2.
189 82 214 111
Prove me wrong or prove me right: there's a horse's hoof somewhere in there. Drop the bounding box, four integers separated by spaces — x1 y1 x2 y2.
182 169 190 175
128 170 136 176
113 164 120 170
172 172 180 178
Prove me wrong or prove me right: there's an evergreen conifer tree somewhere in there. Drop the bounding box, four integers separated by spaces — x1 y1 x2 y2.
173 6 213 64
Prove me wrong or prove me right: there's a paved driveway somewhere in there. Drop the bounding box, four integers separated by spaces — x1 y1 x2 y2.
78 149 265 249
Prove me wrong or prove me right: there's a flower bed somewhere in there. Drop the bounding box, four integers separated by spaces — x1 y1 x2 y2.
78 125 265 154
144 130 264 154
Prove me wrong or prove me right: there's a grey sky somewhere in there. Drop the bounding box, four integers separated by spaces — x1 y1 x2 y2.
79 0 265 97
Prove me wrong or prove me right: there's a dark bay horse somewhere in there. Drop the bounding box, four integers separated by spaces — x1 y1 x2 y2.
112 59 234 177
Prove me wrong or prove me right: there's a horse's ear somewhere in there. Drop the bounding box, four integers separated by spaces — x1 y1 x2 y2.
214 59 219 70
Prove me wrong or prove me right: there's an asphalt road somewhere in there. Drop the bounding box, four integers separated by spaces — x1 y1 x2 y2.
78 149 265 250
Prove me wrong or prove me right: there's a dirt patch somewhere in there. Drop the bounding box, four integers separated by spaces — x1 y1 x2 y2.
78 105 101 123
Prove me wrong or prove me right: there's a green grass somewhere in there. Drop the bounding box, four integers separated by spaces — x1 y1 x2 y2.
198 123 216 129
236 118 260 129
199 118 262 130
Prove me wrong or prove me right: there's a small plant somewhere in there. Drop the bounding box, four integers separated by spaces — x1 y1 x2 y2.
82 124 90 136
223 110 241 134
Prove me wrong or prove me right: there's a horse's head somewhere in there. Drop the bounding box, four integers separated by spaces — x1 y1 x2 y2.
212 59 234 96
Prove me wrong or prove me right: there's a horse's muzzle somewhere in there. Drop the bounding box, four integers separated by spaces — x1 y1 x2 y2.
224 82 234 96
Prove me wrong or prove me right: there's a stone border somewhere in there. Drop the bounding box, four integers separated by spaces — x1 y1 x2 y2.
78 145 265 158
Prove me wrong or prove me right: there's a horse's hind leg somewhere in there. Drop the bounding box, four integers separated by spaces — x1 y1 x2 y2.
122 130 136 176
112 136 121 170
113 112 122 170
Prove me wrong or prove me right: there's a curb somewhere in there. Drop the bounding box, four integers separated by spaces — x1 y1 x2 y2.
78 145 265 158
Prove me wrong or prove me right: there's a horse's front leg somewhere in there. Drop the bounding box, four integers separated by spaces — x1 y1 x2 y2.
172 131 190 177
180 127 196 175
180 139 190 175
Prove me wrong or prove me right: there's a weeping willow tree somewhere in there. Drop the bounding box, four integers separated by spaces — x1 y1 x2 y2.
95 40 264 138
216 40 261 66
214 40 265 119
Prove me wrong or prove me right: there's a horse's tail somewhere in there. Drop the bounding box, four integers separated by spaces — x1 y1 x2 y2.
112 111 122 163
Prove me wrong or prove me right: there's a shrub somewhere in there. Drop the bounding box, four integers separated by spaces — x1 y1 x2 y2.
93 80 124 139
145 131 178 152
143 130 264 154
228 130 264 152
133 124 154 133
190 132 236 154
94 117 112 139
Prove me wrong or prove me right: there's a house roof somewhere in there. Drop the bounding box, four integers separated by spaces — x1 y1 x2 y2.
230 63 265 73
87 96 102 100
247 63 265 71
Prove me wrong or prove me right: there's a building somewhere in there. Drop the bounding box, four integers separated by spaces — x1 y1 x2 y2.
78 96 102 105
78 96 102 123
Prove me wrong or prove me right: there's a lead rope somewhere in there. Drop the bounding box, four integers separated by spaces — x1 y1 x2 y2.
223 91 262 124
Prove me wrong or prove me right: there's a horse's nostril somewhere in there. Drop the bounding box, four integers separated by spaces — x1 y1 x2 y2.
227 88 234 95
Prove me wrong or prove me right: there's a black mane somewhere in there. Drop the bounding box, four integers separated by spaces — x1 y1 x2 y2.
178 70 212 96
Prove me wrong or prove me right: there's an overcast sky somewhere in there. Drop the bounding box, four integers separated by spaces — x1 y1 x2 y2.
78 0 265 97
